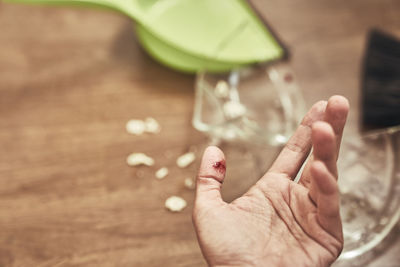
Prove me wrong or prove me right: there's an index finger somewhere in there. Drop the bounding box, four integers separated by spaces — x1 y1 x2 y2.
268 100 327 179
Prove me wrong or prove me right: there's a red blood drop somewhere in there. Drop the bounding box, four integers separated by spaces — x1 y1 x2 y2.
213 162 221 168
213 161 226 173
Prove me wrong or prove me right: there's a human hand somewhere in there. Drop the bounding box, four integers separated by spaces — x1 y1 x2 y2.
193 96 349 267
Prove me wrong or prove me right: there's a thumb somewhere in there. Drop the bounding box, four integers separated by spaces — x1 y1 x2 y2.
195 146 227 208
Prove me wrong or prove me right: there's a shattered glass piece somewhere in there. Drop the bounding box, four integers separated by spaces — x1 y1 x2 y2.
165 196 187 212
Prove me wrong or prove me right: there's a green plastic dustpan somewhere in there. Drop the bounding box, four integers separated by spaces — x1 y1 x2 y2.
6 0 286 73
135 24 246 73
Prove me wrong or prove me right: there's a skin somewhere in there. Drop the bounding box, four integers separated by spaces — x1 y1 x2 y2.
192 96 349 267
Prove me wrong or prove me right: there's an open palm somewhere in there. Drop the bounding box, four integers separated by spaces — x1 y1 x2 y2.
193 96 349 267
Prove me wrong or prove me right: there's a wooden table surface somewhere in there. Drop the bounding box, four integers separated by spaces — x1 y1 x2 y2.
0 0 399 266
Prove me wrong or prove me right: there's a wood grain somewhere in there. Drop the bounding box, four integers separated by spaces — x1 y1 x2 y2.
0 0 399 266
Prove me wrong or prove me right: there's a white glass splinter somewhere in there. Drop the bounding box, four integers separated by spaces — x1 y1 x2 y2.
176 152 196 168
155 167 169 179
165 196 187 212
126 153 155 166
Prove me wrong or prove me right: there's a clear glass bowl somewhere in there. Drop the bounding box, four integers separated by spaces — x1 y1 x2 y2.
335 127 400 265
192 64 305 146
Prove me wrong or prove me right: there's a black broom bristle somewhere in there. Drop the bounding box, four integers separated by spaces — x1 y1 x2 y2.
361 29 400 131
